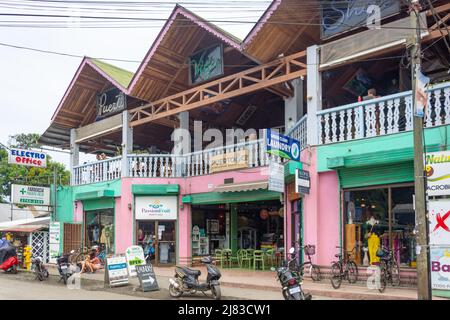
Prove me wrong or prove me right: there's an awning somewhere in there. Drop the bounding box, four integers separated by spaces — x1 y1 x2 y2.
1 225 48 233
214 180 268 193
0 217 50 233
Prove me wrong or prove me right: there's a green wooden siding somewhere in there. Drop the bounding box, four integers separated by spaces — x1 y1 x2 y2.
338 161 414 189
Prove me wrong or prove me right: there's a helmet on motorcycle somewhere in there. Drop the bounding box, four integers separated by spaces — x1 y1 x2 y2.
289 247 295 254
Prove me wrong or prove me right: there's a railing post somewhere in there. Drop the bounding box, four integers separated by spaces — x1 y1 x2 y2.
307 45 321 146
121 110 133 178
70 129 79 185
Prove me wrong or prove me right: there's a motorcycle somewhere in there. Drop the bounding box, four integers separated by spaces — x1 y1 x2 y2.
273 262 312 300
168 256 222 300
0 246 19 274
31 257 49 281
56 251 76 285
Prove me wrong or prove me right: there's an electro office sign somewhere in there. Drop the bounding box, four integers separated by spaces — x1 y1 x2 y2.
8 148 47 168
265 129 301 162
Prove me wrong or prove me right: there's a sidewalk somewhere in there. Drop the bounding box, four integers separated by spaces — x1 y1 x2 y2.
40 264 447 300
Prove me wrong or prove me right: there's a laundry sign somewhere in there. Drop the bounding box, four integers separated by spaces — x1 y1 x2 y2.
135 196 178 220
11 184 50 206
426 151 450 196
266 129 301 162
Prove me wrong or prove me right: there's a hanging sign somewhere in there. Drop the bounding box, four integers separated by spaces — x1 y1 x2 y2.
8 148 47 168
135 196 178 220
414 67 430 118
105 254 129 287
210 150 249 173
96 87 126 120
268 160 285 193
266 129 301 162
125 245 146 277
295 169 310 195
426 151 450 196
11 184 50 206
136 264 159 292
189 44 224 84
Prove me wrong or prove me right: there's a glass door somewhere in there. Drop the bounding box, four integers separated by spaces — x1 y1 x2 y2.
136 220 156 265
156 221 176 265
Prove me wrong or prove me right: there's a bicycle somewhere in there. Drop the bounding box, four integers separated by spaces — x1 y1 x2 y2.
289 242 322 282
377 246 402 293
69 246 89 265
330 246 359 289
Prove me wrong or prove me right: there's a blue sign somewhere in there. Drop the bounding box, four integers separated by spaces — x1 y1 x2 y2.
266 129 301 162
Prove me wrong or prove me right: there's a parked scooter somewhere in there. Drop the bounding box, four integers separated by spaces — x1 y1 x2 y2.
273 262 312 300
56 251 76 285
31 257 49 281
0 245 19 274
168 256 221 300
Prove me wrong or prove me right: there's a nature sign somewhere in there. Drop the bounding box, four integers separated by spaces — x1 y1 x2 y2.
189 44 223 84
125 245 146 277
11 184 50 206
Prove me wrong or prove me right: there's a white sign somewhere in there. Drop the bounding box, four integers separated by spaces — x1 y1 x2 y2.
106 254 129 287
11 184 50 206
429 200 450 246
135 196 178 220
430 247 450 291
268 160 284 193
8 148 47 168
125 245 146 277
295 169 310 194
426 151 450 196
49 222 61 264
414 67 430 118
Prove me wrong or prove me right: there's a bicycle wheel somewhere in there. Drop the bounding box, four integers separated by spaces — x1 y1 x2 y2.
346 261 358 284
378 263 387 293
330 262 342 289
311 264 322 282
390 260 401 287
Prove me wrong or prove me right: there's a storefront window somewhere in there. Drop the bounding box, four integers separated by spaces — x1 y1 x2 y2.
343 184 416 268
85 209 114 254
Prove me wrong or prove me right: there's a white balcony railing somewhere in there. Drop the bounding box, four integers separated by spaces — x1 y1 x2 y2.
317 82 450 144
286 114 307 150
72 156 122 185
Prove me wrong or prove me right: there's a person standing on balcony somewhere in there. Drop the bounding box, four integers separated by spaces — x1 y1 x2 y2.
363 88 380 101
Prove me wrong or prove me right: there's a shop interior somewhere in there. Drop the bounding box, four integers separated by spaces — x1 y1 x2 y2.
0 231 27 267
343 185 416 268
137 220 176 265
85 209 114 254
191 200 284 258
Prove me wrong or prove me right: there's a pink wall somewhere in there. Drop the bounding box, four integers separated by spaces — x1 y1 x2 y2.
74 201 83 223
296 148 340 266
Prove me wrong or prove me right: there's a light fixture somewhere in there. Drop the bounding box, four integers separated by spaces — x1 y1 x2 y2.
128 203 132 210
361 204 366 208
371 205 376 209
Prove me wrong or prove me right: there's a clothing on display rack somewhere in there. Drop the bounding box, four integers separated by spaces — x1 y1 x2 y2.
368 233 380 265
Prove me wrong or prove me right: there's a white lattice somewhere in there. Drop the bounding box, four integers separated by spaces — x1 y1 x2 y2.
31 231 49 263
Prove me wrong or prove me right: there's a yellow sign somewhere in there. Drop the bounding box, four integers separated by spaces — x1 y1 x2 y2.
210 150 249 173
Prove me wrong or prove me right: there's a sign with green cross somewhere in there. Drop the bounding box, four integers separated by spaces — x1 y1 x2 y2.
11 184 50 206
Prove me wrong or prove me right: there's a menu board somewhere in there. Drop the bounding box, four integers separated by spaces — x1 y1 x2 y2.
136 264 159 292
105 254 129 287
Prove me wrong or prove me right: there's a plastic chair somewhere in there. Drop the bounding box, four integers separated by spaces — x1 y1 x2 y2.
241 250 253 269
265 249 275 268
253 250 265 270
214 249 224 268
236 249 244 268
222 249 233 268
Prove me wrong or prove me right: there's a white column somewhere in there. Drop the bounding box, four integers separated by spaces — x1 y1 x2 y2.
121 110 133 177
284 78 304 132
70 128 79 184
306 45 322 146
174 111 190 176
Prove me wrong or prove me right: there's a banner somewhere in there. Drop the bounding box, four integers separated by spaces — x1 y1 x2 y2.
266 129 301 162
11 184 50 206
49 222 61 264
268 160 284 193
426 151 450 196
8 148 47 168
430 247 450 291
414 67 430 118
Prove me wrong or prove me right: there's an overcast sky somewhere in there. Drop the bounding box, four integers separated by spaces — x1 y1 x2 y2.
0 0 271 168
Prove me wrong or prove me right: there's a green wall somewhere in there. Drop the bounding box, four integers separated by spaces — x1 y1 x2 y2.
317 125 450 172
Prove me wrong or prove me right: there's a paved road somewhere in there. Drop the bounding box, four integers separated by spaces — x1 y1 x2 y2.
0 275 149 300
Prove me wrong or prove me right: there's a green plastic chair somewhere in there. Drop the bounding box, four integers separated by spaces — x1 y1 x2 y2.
214 249 224 268
236 249 244 268
240 250 253 269
265 249 275 268
222 249 233 268
253 250 265 270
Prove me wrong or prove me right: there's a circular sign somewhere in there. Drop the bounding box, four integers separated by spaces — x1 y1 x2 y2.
291 142 300 160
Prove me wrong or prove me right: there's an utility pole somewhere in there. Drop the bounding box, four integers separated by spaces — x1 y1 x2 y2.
410 0 431 300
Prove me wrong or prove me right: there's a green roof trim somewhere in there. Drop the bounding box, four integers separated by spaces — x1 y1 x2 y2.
89 58 134 88
132 184 180 195
74 189 115 201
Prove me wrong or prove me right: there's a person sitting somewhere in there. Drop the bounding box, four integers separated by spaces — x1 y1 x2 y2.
80 249 103 273
363 88 380 100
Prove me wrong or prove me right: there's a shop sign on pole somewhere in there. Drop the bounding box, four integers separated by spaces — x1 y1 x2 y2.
125 245 146 277
11 184 50 206
105 254 129 287
49 221 60 264
136 264 159 292
266 129 300 162
295 169 310 195
425 151 450 196
8 148 47 168
268 160 284 193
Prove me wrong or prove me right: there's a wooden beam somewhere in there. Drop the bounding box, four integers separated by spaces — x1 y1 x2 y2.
430 12 450 31
129 50 307 127
427 3 450 16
